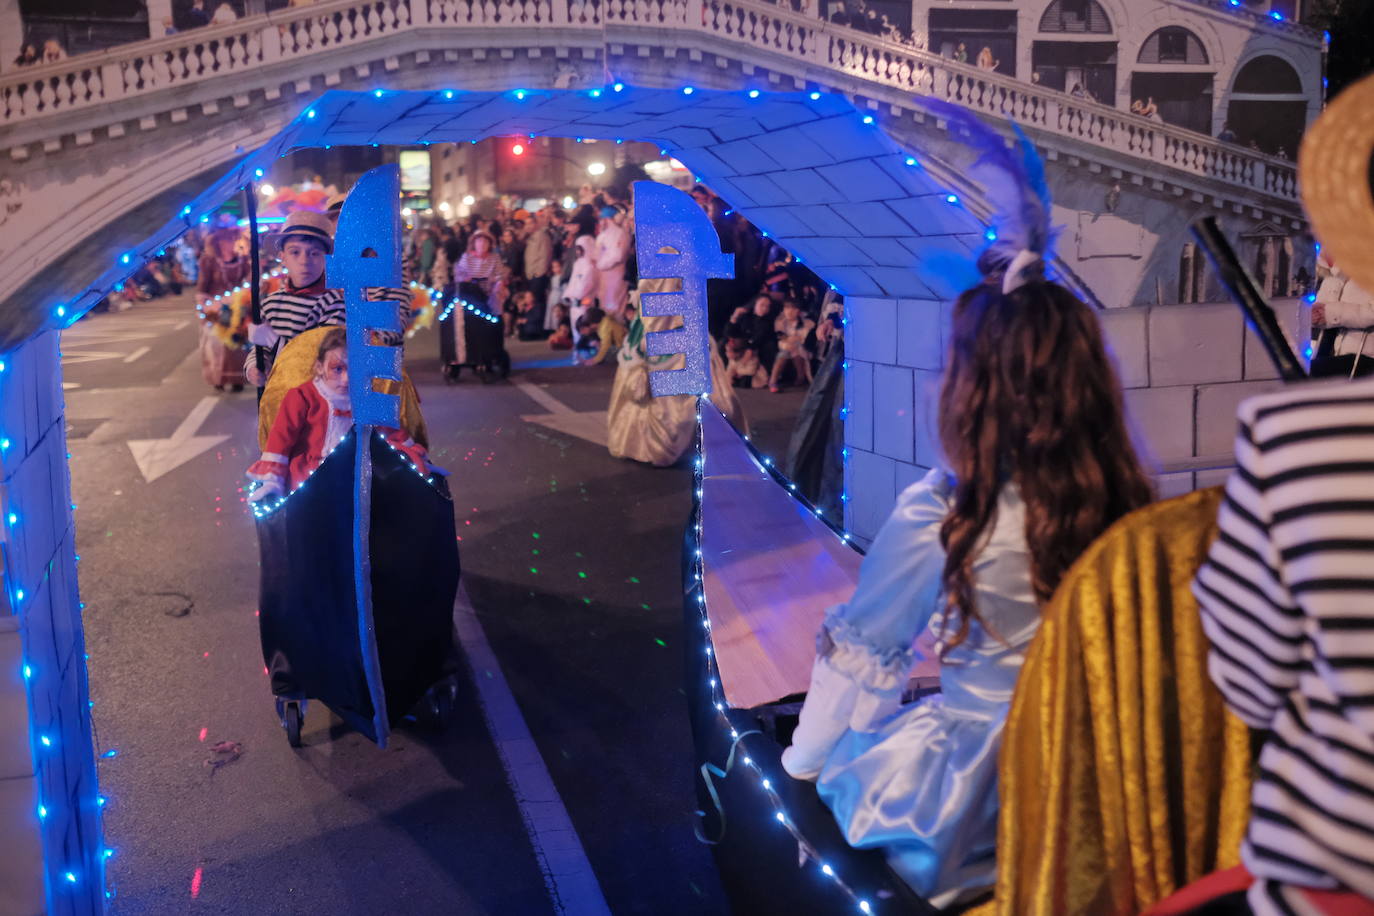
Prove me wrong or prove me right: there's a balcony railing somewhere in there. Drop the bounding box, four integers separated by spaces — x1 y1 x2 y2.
0 0 1299 203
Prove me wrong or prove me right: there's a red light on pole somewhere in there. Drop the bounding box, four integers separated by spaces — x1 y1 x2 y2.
512 143 525 156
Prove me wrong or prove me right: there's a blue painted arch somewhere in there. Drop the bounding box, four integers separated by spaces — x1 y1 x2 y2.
40 86 992 342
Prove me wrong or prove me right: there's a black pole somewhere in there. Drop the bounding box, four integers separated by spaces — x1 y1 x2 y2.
244 182 266 400
1188 216 1307 383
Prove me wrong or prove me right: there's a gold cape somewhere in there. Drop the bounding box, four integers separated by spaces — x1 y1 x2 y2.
975 487 1253 915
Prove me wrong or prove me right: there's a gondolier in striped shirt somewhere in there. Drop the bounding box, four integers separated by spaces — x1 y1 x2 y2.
1194 376 1374 914
245 210 409 382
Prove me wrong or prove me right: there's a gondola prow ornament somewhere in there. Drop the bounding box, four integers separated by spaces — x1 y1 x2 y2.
327 163 404 744
328 163 404 428
633 181 734 397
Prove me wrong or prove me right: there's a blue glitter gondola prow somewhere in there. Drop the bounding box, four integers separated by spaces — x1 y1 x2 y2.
633 181 734 398
327 163 403 430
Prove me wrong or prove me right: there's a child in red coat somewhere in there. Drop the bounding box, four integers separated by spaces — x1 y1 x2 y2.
247 328 432 501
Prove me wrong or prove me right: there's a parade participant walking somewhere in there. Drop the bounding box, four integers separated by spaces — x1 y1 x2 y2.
594 206 631 314
606 281 745 466
197 226 251 391
1310 251 1374 376
446 229 506 370
451 230 506 313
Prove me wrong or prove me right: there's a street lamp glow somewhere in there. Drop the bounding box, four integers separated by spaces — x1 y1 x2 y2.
562 196 575 209
587 162 607 176
259 184 274 196
401 207 413 216
462 195 476 206
438 201 451 211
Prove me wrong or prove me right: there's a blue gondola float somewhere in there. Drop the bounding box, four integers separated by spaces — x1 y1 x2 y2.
252 164 460 748
633 182 939 913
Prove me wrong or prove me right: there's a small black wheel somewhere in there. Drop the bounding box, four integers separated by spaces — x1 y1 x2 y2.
425 680 458 727
282 701 303 748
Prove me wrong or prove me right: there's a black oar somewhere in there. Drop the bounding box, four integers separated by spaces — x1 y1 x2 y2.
244 181 266 401
1188 216 1307 382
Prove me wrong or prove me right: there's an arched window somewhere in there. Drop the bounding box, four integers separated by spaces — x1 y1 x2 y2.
1233 55 1302 93
1227 56 1306 156
1137 27 1208 65
1038 0 1112 34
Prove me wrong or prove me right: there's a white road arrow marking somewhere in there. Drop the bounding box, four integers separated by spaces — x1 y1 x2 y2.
512 380 609 447
60 350 128 365
126 396 229 484
122 346 150 363
519 411 609 448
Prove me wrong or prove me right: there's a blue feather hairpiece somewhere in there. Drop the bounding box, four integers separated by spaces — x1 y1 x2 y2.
921 99 1057 291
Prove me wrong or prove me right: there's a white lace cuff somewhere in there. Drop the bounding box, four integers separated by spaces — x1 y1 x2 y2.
820 618 911 732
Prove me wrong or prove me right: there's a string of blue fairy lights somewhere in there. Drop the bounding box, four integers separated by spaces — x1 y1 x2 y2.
9 366 114 903
689 395 887 914
249 427 444 520
427 283 500 326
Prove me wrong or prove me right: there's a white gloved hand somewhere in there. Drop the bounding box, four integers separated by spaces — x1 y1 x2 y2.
248 480 283 503
247 321 280 347
780 655 860 782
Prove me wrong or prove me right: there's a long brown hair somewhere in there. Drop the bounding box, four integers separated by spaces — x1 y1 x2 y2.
936 281 1153 653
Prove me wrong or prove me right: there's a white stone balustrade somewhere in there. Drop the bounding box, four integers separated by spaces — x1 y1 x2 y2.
0 0 1299 205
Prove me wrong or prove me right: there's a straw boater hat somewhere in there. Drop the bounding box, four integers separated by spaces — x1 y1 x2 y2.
1299 70 1374 294
272 210 335 254
467 229 497 251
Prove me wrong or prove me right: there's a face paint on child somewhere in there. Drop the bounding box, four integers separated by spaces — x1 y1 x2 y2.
317 347 348 399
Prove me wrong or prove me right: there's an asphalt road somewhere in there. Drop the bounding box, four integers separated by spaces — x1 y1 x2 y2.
63 293 805 915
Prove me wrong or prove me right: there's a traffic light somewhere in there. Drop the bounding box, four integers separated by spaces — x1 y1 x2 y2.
511 142 525 156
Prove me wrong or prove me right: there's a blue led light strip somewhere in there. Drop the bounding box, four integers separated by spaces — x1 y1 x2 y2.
690 397 877 914
249 429 440 520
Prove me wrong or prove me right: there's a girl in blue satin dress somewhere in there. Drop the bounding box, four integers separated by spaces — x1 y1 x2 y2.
782 277 1154 908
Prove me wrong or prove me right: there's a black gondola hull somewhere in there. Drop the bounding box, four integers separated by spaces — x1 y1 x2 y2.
256 433 460 743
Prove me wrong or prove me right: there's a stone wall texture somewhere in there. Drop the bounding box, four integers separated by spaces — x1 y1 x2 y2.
842 297 1306 544
0 330 103 915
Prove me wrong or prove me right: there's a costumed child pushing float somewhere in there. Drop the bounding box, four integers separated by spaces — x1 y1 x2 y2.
245 211 347 384
247 327 437 502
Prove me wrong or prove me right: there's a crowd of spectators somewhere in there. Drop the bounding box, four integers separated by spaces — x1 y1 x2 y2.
12 39 67 67
401 181 839 392
96 229 212 311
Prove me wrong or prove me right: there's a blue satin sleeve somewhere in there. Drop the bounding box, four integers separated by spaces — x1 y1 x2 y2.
824 468 951 665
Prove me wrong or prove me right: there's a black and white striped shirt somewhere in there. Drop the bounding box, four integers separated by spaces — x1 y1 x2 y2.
1194 376 1374 914
250 284 411 370
262 283 347 341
